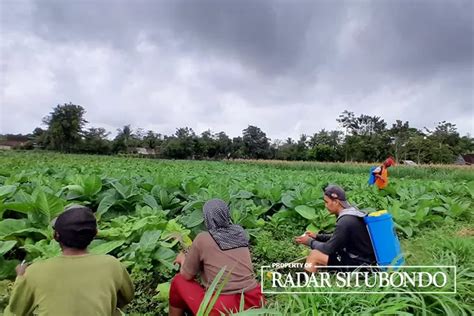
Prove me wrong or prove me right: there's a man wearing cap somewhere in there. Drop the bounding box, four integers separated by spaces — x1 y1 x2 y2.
5 206 134 315
295 185 376 273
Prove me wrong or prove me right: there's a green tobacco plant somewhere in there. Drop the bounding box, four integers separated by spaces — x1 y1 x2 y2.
0 152 473 315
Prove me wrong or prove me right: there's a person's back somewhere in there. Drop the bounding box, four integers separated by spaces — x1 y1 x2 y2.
7 254 133 316
169 199 263 316
6 206 134 316
183 231 258 293
336 214 376 264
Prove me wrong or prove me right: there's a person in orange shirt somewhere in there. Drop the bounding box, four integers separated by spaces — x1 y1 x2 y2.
370 157 395 189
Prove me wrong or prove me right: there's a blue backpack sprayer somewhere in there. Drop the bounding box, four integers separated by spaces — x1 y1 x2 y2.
364 210 404 268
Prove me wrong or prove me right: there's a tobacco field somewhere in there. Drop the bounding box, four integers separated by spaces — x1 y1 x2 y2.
0 152 473 315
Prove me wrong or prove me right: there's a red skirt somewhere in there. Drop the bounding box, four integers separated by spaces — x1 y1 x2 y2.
169 273 264 316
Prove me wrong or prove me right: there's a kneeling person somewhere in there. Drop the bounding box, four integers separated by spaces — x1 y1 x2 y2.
295 185 376 272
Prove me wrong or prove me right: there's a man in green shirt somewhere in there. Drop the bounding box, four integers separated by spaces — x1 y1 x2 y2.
5 206 134 316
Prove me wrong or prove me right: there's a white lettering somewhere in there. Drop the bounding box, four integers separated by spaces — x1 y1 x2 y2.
432 272 448 288
271 272 284 288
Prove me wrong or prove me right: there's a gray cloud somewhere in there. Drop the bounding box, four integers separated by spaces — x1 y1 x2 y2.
1 0 473 139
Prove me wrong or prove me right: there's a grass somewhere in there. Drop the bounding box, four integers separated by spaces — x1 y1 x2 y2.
2 151 474 181
227 159 474 181
260 222 474 315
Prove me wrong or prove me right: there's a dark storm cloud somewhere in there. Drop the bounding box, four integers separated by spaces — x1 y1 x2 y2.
1 0 472 138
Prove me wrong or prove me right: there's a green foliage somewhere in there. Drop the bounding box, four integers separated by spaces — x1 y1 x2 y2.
42 103 87 152
262 222 474 315
242 125 271 159
0 280 13 310
18 104 474 162
0 152 472 314
80 127 112 154
113 125 139 154
252 230 304 267
127 271 163 314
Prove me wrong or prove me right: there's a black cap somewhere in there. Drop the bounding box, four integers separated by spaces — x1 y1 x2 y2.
53 206 97 249
323 185 352 208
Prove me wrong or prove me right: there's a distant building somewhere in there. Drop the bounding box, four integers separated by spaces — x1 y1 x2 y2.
0 135 30 150
456 154 474 165
401 160 417 166
134 147 158 156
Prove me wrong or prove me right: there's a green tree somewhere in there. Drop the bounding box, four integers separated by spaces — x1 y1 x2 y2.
337 111 389 162
275 138 297 160
307 130 344 161
293 135 309 160
424 121 464 163
337 111 386 136
195 130 215 159
81 127 112 154
230 137 245 158
430 144 456 164
42 103 87 152
458 135 474 154
308 144 333 161
113 125 138 153
161 127 196 159
215 132 232 159
430 121 460 148
31 127 49 149
405 135 428 164
242 125 271 159
142 130 162 149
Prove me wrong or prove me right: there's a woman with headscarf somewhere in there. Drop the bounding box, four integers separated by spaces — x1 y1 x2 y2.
169 199 264 316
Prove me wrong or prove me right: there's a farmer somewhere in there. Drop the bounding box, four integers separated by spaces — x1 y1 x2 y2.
169 199 264 316
295 185 376 272
5 206 134 316
369 157 395 189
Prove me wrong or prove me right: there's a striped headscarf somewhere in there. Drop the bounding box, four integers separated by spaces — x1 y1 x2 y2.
203 199 249 251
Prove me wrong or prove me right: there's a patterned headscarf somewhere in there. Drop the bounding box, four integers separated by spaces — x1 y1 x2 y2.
203 199 249 251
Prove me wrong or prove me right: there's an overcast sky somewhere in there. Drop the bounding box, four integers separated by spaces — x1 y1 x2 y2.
1 0 473 140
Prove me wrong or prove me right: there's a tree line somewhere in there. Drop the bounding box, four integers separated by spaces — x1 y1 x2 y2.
3 103 473 164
